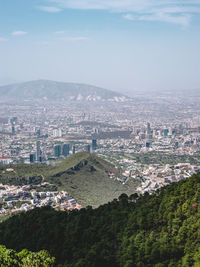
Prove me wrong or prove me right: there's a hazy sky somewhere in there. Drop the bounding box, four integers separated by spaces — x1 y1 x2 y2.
0 0 200 92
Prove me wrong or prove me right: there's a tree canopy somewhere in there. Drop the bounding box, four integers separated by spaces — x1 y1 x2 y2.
0 173 199 266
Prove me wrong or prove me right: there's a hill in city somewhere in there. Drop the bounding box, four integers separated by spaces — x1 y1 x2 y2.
0 152 139 207
0 173 199 266
0 79 129 102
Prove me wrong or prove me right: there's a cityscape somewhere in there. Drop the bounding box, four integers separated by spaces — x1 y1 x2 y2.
0 0 200 265
1 82 200 215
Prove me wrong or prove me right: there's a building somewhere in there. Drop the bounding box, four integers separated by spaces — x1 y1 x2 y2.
54 145 61 157
53 128 62 138
72 145 76 155
11 125 15 134
62 144 70 157
30 153 36 163
163 129 169 137
92 139 97 150
85 144 91 153
36 141 41 162
147 122 151 134
146 141 151 148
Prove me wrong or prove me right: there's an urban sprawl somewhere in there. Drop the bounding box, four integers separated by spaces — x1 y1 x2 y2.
1 90 200 215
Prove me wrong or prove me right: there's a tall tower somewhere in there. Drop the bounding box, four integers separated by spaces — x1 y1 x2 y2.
36 141 41 162
92 139 97 151
62 144 70 157
30 153 36 163
85 144 91 153
147 122 151 134
54 145 61 158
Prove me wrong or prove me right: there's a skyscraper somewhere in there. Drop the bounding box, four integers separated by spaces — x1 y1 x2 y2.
30 153 36 163
11 125 15 134
36 141 41 162
92 139 97 150
146 141 151 148
54 145 61 158
163 129 169 137
85 144 91 153
62 144 70 157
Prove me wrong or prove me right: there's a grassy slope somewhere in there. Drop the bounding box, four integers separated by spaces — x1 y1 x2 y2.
0 152 139 207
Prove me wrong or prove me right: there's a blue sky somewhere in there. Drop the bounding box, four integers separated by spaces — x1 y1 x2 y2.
0 0 200 92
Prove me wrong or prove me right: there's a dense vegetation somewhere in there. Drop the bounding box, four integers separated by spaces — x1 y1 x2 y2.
0 173 199 266
0 175 42 186
0 152 139 207
0 245 55 266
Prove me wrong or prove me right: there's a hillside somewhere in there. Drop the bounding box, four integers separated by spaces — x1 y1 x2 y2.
0 246 54 266
0 80 128 102
0 174 199 266
0 152 139 207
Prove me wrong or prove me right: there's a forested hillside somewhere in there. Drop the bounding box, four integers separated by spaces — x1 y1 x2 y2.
0 245 55 266
0 174 199 266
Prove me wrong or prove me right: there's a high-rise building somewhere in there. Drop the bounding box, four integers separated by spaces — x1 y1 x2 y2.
30 153 36 163
163 129 169 137
10 117 18 125
54 145 61 158
11 125 15 134
146 141 151 148
92 139 97 150
168 127 173 136
85 144 91 153
36 141 41 162
147 122 151 131
62 144 70 157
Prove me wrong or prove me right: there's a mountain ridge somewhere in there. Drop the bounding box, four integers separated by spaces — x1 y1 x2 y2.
0 79 129 102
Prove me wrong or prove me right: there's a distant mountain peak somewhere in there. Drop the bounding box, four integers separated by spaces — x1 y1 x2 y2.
0 79 129 102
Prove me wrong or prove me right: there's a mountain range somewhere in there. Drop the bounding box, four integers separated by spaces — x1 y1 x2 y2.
0 80 129 102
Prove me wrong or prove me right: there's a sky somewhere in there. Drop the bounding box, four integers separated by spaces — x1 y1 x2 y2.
0 0 200 93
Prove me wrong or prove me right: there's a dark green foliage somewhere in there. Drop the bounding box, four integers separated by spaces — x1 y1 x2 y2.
0 174 199 266
0 175 42 186
0 245 55 266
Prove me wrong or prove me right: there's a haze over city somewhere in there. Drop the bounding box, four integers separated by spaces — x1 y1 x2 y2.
0 1 200 266
0 0 200 93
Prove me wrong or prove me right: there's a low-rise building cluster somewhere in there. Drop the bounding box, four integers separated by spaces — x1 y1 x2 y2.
0 183 81 216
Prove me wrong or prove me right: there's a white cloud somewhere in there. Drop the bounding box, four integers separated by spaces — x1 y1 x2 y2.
123 14 135 21
0 37 8 41
48 0 200 12
37 6 62 13
124 13 191 27
58 36 89 41
11 31 28 36
47 0 200 26
54 30 65 34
